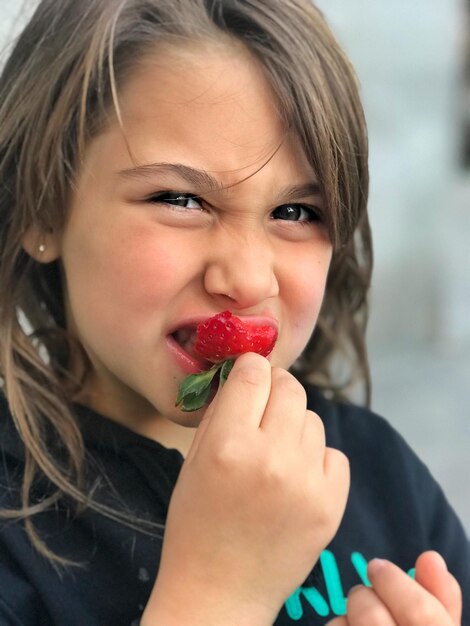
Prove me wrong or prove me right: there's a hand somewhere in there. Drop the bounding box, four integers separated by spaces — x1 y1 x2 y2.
142 353 350 626
327 551 462 625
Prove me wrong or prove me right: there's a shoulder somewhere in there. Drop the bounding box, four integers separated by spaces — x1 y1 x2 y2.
303 383 408 456
303 383 451 515
0 394 25 510
0 392 25 462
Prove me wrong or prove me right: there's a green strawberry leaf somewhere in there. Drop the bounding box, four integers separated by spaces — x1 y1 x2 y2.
176 358 236 412
180 385 213 412
175 365 219 407
219 359 234 386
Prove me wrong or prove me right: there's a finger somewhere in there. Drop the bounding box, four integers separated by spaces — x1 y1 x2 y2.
301 412 350 521
205 352 272 435
301 409 326 453
323 446 350 518
415 551 462 625
184 380 224 461
258 368 307 443
345 585 397 625
325 618 348 625
367 558 453 625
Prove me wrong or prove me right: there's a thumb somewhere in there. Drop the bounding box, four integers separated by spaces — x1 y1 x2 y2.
184 385 222 462
414 551 462 625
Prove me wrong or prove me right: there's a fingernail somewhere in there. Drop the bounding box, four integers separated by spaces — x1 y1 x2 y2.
368 558 387 576
348 584 364 596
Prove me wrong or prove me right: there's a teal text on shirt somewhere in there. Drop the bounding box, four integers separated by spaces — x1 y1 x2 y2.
284 550 416 620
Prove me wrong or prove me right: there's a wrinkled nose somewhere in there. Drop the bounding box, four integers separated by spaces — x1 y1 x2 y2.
203 230 279 310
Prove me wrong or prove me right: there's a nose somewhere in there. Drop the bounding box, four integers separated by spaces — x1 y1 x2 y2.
203 229 279 310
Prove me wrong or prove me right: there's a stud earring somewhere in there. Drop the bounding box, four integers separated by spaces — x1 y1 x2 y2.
38 243 46 253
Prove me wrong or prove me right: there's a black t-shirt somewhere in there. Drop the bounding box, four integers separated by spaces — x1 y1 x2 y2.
0 387 469 626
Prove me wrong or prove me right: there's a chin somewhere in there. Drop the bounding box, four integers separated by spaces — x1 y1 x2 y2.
167 405 207 429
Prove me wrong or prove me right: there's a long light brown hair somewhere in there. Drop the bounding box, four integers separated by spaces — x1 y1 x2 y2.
0 0 371 565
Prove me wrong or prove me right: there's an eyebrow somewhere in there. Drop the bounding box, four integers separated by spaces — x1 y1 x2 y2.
118 162 322 201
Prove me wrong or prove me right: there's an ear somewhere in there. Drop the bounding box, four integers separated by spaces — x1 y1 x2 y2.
22 225 61 263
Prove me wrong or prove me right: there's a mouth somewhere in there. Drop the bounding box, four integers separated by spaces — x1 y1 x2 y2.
172 326 198 358
167 324 211 374
167 311 279 375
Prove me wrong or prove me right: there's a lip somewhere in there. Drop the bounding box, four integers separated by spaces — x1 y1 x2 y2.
166 312 279 337
166 334 210 375
166 311 279 374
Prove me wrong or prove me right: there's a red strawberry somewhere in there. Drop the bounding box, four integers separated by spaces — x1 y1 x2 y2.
175 311 278 412
194 310 277 362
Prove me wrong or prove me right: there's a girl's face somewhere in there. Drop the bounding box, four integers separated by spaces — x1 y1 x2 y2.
50 43 333 435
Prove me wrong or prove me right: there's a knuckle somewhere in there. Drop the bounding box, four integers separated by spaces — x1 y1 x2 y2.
258 455 286 487
272 369 306 401
210 439 244 472
328 450 351 495
305 410 326 440
306 409 324 427
328 448 350 471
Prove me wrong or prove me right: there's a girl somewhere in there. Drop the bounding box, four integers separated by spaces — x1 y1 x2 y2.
0 0 468 624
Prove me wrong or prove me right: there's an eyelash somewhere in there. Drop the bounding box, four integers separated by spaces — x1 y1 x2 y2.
147 192 205 211
147 192 323 224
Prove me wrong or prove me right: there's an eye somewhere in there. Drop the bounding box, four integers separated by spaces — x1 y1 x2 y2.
272 203 322 223
147 192 203 210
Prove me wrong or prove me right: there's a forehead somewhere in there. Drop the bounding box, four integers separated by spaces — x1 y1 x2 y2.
103 41 316 187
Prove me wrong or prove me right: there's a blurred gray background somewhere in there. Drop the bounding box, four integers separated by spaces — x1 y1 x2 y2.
1 2 469 532
317 0 470 533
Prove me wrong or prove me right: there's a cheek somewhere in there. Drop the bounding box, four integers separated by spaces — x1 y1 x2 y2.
281 246 331 358
106 239 183 309
62 218 191 338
